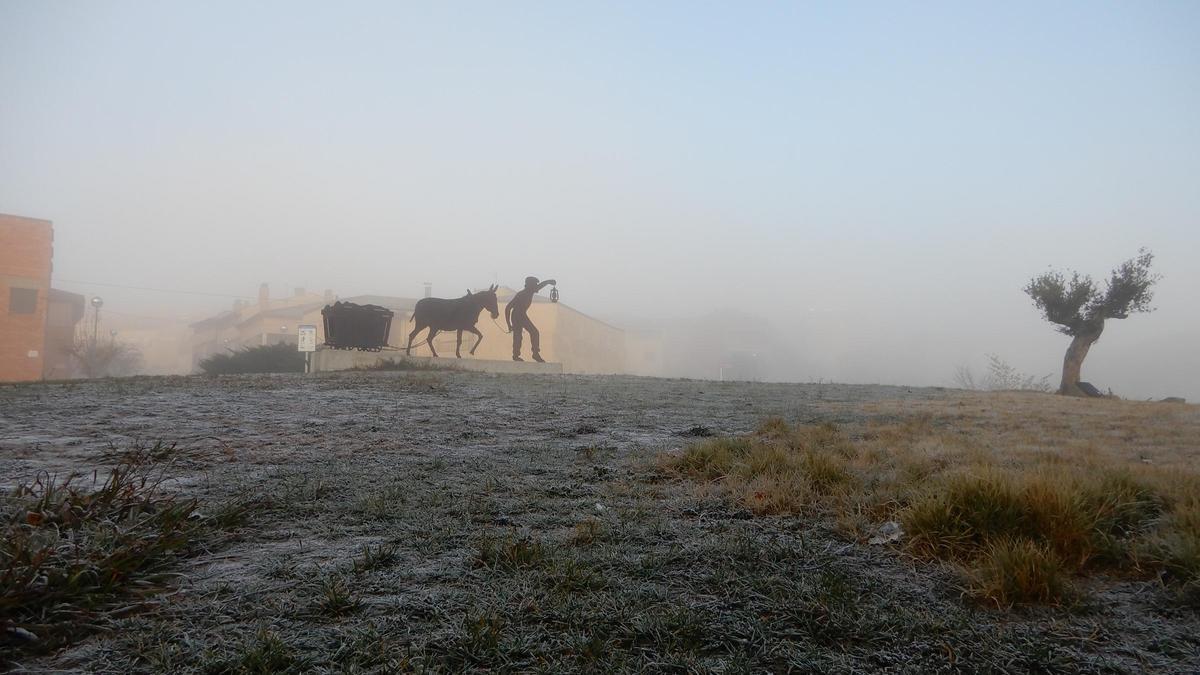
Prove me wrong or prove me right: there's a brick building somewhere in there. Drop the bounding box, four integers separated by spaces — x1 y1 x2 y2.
0 213 55 382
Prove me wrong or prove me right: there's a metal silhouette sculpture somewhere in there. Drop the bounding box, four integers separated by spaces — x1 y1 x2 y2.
506 276 556 362
407 285 500 358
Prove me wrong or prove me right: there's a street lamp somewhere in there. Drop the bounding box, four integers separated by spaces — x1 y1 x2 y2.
90 296 104 346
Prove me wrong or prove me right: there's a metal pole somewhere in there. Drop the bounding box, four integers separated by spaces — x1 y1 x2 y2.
89 297 103 348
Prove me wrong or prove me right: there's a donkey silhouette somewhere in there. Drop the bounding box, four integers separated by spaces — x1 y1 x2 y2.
406 285 500 358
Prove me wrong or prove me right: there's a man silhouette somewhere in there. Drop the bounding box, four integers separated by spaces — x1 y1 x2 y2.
506 276 556 362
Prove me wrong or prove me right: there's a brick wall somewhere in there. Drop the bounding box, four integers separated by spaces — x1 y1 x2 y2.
0 214 53 382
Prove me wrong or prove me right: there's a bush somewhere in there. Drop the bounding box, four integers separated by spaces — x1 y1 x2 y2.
953 354 1052 392
199 343 305 375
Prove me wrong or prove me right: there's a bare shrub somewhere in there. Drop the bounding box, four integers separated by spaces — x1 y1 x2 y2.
953 354 1052 392
66 337 143 378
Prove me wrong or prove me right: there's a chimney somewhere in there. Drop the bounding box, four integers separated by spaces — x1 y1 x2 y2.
423 282 432 298
324 288 334 303
258 283 269 308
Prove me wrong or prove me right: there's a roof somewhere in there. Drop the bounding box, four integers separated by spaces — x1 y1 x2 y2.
0 212 52 225
190 310 239 330
235 300 328 327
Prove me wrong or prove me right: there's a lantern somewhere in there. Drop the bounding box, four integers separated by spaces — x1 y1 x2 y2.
549 285 559 303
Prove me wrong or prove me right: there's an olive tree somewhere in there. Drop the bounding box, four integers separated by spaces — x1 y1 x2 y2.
1024 249 1159 396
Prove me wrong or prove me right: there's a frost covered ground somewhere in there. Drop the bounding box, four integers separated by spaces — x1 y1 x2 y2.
1 371 1197 673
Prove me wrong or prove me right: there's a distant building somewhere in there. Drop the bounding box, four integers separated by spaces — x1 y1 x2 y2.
1 214 62 381
189 284 333 369
0 214 87 382
189 284 636 375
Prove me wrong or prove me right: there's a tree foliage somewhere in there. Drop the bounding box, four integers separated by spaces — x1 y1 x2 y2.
1024 249 1159 337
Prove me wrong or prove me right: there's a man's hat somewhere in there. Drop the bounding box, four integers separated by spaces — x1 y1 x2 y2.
525 276 539 287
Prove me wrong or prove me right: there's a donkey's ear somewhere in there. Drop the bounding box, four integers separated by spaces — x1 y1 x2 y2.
491 284 497 291
466 288 472 295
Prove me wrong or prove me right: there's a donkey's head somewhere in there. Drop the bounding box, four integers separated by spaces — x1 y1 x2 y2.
470 284 500 319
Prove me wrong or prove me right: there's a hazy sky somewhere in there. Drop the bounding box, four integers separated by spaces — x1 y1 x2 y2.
2 1 1198 397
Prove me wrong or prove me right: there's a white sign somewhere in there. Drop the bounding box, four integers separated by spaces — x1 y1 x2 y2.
297 325 318 352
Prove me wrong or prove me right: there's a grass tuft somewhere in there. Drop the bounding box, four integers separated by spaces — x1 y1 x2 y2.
571 518 606 546
1 460 211 654
973 538 1070 606
352 542 400 573
313 575 362 617
473 533 547 571
205 626 306 674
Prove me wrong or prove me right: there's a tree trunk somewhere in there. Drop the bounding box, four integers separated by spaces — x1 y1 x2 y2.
1059 324 1103 396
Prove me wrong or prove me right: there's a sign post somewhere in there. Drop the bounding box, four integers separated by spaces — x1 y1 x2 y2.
298 324 317 373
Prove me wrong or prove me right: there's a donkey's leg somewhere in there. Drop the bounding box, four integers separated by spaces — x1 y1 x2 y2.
455 330 463 358
406 323 425 355
427 328 439 358
467 326 483 355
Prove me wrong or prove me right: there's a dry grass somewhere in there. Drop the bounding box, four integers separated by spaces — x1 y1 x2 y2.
2 460 203 655
662 393 1200 606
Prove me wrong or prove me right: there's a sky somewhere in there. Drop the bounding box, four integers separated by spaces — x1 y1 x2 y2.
2 1 1198 398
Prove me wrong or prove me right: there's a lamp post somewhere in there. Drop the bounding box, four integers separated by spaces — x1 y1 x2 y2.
90 296 104 347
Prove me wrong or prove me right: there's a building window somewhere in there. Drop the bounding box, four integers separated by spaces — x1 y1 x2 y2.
9 288 37 315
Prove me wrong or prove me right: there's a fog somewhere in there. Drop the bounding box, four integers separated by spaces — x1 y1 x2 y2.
3 2 1197 399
